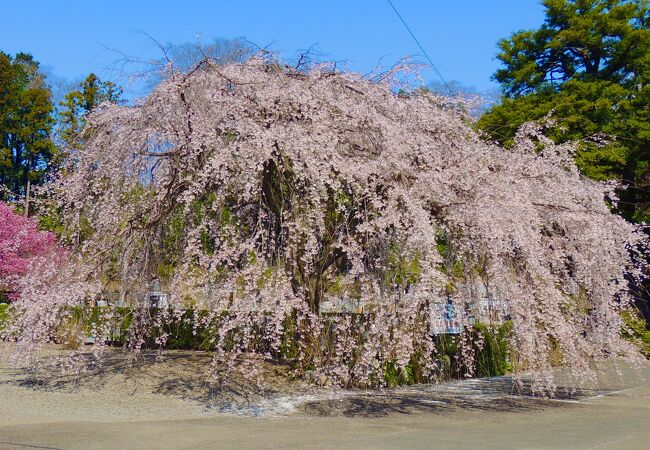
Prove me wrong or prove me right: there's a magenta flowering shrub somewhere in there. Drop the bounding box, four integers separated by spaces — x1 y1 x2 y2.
0 203 101 363
10 59 648 391
0 202 59 297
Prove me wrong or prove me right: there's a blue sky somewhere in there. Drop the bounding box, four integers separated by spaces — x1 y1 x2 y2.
1 0 545 98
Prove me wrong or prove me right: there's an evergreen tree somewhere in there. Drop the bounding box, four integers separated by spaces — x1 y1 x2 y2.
478 0 649 222
59 73 122 147
0 52 56 215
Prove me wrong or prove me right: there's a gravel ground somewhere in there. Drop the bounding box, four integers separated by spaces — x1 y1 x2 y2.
0 343 312 424
1 342 649 449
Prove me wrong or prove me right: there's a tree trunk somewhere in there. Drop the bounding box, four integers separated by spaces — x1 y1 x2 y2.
24 154 31 217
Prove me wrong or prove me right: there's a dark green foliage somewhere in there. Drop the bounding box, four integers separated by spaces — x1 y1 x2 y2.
49 303 514 384
621 309 650 357
433 322 513 379
68 306 213 349
473 321 513 377
434 334 460 379
0 51 56 209
0 303 9 330
111 308 133 345
152 309 217 350
59 73 122 148
492 0 648 97
36 202 66 236
382 353 429 386
435 228 464 282
478 0 650 222
383 360 415 386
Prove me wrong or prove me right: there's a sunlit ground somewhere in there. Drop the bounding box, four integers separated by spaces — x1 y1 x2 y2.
1 342 648 449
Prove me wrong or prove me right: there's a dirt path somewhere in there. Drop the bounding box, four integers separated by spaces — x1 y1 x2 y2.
1 344 648 449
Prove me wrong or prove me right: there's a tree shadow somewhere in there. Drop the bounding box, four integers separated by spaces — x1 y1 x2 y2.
1 346 303 410
299 378 607 418
1 345 611 418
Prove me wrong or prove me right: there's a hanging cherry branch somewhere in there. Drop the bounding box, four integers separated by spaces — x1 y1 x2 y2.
8 57 648 392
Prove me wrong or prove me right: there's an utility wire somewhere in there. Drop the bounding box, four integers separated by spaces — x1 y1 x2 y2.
386 0 454 95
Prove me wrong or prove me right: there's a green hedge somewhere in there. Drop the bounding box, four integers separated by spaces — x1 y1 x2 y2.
70 306 217 350
150 308 217 350
51 305 516 384
432 321 513 380
0 303 9 330
473 321 513 377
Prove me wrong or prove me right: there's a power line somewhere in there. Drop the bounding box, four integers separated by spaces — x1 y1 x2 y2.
386 0 454 95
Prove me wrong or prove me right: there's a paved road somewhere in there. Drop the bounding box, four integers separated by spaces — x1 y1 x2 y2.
1 364 648 449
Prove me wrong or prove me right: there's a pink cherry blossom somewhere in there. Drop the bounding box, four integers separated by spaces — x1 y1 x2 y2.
8 58 648 392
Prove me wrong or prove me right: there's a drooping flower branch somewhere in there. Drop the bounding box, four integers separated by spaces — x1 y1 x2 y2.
0 202 102 366
9 58 648 391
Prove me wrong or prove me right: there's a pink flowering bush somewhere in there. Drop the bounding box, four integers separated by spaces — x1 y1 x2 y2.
0 202 59 297
0 203 101 364
9 58 648 392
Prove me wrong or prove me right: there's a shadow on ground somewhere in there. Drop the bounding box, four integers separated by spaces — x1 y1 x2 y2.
0 345 303 411
299 378 608 418
0 344 611 418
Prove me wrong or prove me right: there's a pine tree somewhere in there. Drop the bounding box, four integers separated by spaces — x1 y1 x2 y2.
478 0 649 222
59 73 122 147
0 52 56 215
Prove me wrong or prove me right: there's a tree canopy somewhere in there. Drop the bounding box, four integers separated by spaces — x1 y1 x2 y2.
0 52 56 213
6 58 646 391
478 0 649 222
59 73 123 147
